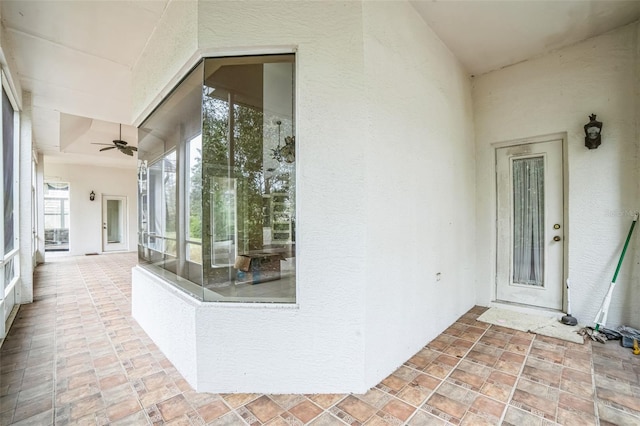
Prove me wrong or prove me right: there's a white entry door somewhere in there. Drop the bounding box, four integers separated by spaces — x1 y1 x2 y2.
496 138 564 310
103 196 127 252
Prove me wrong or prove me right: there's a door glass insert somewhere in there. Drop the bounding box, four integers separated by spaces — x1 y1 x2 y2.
106 200 122 243
512 156 544 286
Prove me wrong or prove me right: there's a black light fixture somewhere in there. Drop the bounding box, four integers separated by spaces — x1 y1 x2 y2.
584 114 603 149
271 120 295 163
90 191 95 201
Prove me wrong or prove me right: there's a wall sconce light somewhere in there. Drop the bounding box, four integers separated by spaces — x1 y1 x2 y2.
584 114 603 149
90 191 95 201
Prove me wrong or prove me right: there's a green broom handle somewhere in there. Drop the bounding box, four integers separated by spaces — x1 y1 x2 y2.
612 214 638 283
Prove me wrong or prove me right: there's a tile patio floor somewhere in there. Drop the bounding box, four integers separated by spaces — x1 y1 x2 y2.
1 253 639 425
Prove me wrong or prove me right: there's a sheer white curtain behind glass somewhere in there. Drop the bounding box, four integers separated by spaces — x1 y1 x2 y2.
107 200 121 243
512 157 545 286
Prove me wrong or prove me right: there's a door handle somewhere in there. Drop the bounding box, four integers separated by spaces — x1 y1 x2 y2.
553 236 561 242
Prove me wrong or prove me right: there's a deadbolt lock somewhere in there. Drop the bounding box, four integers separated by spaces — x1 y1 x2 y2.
553 224 561 229
553 236 561 242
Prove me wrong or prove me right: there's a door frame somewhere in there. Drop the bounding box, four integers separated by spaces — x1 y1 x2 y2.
492 132 569 311
102 195 128 252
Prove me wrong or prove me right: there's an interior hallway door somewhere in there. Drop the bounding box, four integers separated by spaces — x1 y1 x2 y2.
103 196 127 252
496 138 564 310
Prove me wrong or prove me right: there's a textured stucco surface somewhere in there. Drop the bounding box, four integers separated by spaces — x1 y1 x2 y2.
131 0 478 393
362 1 476 387
133 0 368 393
473 22 640 329
132 267 198 386
131 0 197 124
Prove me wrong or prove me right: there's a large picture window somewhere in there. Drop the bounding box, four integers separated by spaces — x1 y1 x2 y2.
138 54 296 303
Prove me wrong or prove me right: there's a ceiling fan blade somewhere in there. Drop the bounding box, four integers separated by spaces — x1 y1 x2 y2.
99 146 116 152
130 146 138 151
120 148 134 156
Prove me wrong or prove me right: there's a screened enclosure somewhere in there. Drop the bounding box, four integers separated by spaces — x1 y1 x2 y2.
137 54 296 303
44 183 70 252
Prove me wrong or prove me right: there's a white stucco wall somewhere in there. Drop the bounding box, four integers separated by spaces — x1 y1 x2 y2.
132 267 198 385
44 162 137 257
132 0 197 124
197 0 368 393
474 23 640 329
362 2 476 386
131 0 478 393
133 0 368 393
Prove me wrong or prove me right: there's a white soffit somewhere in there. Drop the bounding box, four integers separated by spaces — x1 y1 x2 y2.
411 0 640 76
1 0 640 161
0 0 167 164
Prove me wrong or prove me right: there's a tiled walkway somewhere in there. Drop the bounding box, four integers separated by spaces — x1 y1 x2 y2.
1 253 639 425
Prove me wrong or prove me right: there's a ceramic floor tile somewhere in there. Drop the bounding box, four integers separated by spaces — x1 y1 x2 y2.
423 353 460 379
427 334 457 351
273 412 304 426
396 385 432 407
468 394 505 423
245 395 286 423
466 348 499 369
510 378 558 421
597 386 640 415
560 367 593 398
287 399 323 423
3 254 639 425
480 370 517 403
442 338 474 358
407 409 449 425
479 330 512 349
11 393 53 424
68 392 105 422
459 326 487 342
494 351 526 375
308 412 348 426
378 397 416 422
105 397 142 423
423 381 482 424
443 323 467 338
597 400 640 426
354 388 393 410
335 395 377 423
410 372 442 393
377 373 409 394
221 393 256 409
556 407 597 426
563 349 592 372
447 360 492 391
558 391 595 416
522 357 563 387
502 405 549 426
405 348 441 370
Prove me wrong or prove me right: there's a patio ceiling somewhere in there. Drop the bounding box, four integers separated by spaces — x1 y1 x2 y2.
1 1 639 167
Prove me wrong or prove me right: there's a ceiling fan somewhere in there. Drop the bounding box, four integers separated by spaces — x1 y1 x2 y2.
92 124 137 156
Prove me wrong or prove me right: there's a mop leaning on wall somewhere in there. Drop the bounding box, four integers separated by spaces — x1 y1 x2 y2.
579 213 638 347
